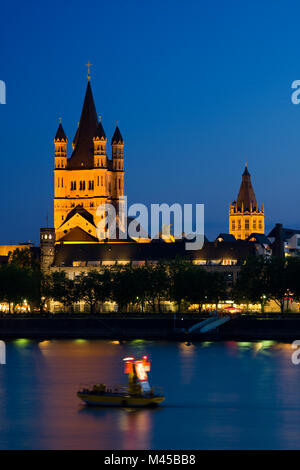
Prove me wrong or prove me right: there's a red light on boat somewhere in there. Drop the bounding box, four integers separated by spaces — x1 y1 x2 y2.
143 355 148 360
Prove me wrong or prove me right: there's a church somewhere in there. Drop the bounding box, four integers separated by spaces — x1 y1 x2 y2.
36 76 276 315
229 164 265 240
53 80 124 243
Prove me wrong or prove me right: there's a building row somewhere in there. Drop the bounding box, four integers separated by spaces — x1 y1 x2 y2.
1 78 300 312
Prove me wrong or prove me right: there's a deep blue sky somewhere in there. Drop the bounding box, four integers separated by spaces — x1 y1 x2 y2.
1 0 300 244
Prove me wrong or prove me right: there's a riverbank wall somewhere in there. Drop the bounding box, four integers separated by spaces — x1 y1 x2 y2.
1 315 300 341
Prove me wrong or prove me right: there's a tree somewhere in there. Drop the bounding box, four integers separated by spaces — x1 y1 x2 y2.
77 270 111 313
185 266 210 313
8 247 39 271
233 256 270 313
168 259 191 312
205 272 227 310
0 264 30 313
265 257 289 313
111 266 139 312
285 257 300 304
143 263 169 313
49 271 80 312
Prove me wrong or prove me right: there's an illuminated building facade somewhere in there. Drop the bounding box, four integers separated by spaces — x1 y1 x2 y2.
54 80 124 242
229 165 265 240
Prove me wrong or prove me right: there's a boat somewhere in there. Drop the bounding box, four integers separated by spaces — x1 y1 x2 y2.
77 355 165 407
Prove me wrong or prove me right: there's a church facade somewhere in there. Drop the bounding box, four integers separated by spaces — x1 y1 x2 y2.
53 80 124 242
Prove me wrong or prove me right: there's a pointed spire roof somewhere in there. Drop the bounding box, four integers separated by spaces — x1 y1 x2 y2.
72 122 79 149
236 165 258 211
68 81 98 169
243 163 250 176
55 122 67 142
94 118 106 140
111 125 124 144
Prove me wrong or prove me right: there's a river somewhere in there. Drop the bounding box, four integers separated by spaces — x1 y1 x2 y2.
0 339 299 449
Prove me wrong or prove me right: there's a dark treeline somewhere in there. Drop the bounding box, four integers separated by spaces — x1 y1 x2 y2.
1 248 300 314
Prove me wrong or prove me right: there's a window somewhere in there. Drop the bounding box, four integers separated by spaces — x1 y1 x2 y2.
238 219 241 230
258 220 262 230
97 176 99 186
232 221 235 231
118 178 121 190
253 219 257 229
245 219 249 230
101 176 103 186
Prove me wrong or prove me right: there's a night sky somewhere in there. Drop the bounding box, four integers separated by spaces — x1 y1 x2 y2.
1 0 300 244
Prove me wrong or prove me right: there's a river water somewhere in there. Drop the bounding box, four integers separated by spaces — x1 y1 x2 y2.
0 339 299 449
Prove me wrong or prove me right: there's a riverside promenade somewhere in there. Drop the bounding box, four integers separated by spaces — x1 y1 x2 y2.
0 313 300 341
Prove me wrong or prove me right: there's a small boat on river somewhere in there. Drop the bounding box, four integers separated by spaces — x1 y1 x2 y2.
77 356 165 407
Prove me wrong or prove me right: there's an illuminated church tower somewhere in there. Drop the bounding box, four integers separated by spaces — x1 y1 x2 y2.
229 165 264 240
53 79 124 241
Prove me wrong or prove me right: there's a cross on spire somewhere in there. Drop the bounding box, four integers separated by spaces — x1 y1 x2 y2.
86 61 93 81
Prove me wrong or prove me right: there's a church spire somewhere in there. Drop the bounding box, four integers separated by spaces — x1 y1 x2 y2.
68 81 98 169
54 121 67 142
94 117 106 140
111 124 124 145
236 164 257 211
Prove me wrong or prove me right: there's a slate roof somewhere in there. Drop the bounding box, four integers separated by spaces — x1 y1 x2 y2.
59 205 96 228
246 233 271 244
268 226 300 241
59 227 99 242
236 165 258 211
53 239 256 267
215 233 236 242
55 123 67 142
111 126 124 145
94 120 106 140
68 82 98 169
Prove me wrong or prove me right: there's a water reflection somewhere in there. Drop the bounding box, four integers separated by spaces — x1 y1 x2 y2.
0 340 300 449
